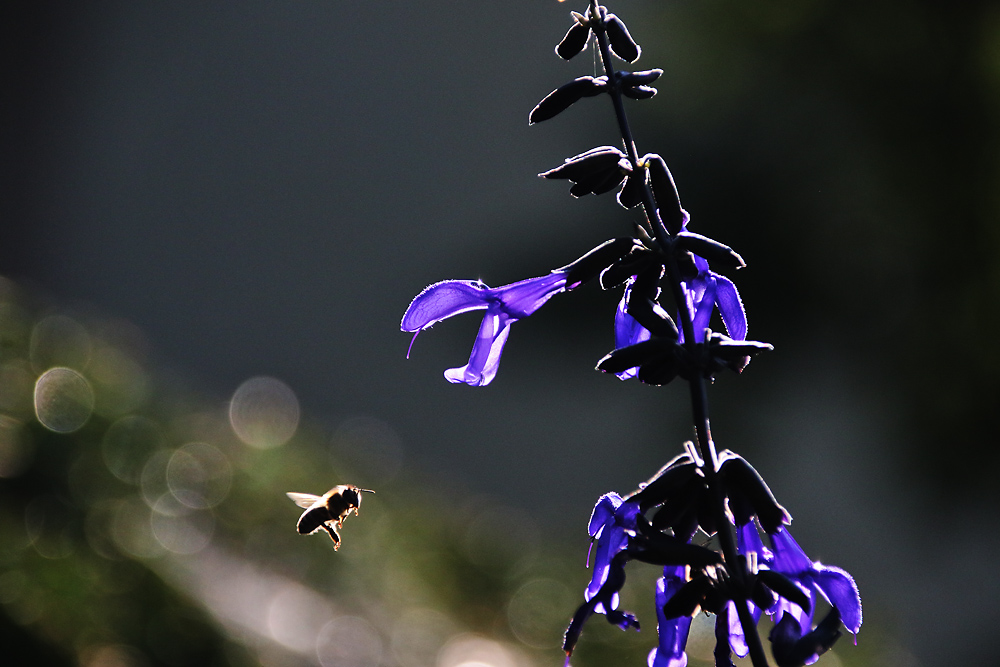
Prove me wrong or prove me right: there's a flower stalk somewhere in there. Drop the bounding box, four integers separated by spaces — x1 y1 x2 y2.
401 3 861 666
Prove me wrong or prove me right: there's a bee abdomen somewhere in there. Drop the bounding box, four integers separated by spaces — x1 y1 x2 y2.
297 506 331 535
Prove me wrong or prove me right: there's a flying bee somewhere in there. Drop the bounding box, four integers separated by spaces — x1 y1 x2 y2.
286 485 374 550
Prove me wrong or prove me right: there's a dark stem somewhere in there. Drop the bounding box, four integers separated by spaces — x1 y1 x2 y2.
588 3 770 665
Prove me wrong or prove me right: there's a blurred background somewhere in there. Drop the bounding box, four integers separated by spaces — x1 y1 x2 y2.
3 0 999 665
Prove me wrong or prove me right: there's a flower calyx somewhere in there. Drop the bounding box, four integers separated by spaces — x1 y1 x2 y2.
539 145 631 196
529 76 608 125
555 5 642 64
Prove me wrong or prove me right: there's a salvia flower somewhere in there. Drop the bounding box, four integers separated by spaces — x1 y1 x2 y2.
648 565 693 667
768 529 862 641
680 255 746 344
401 272 568 386
586 492 640 606
402 239 635 386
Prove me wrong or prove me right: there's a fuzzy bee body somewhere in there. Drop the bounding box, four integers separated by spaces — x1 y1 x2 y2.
286 485 373 550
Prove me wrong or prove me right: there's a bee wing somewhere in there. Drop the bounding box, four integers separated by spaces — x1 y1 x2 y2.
286 492 323 510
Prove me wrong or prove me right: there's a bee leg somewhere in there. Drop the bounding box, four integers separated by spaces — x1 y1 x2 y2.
321 523 341 550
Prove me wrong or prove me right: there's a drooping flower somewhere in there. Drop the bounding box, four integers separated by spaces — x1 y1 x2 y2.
678 255 746 344
612 278 652 380
586 492 640 608
769 529 862 635
648 565 693 667
760 528 861 667
401 272 568 386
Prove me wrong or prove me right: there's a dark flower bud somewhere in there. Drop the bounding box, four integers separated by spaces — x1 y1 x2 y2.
569 164 630 197
660 575 711 619
617 170 646 208
637 357 679 386
618 69 662 86
621 85 657 100
605 13 641 63
600 247 657 289
706 332 773 374
597 338 672 375
540 146 627 181
629 526 722 569
625 453 696 509
756 570 809 611
650 473 707 536
674 231 746 270
674 249 700 281
529 76 608 124
645 154 686 234
558 237 637 288
623 266 675 337
718 452 790 533
556 13 592 60
770 607 842 667
750 576 779 611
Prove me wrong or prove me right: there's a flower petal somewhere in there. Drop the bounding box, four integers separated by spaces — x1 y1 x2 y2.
770 530 814 574
691 278 717 342
648 567 692 667
813 566 862 634
614 284 652 380
714 274 747 341
401 280 491 332
443 312 511 386
493 272 568 318
589 493 623 537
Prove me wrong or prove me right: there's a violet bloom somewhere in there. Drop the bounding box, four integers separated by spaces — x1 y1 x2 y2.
769 529 862 636
648 565 692 667
401 271 568 386
586 492 640 611
678 256 746 344
612 277 652 380
721 522 771 658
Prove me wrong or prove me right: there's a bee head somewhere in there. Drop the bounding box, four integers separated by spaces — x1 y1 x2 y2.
343 485 375 509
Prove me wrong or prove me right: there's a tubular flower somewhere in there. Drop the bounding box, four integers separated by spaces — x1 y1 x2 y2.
586 492 640 609
764 529 862 666
612 278 652 380
648 565 693 667
401 271 568 386
679 256 746 344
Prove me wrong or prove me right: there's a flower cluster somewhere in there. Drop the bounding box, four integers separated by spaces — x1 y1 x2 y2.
401 3 861 666
565 451 861 667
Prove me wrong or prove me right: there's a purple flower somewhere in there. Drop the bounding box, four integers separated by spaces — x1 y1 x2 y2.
721 522 770 658
401 271 568 386
679 256 746 344
769 529 862 639
648 565 692 667
612 278 652 380
586 492 640 610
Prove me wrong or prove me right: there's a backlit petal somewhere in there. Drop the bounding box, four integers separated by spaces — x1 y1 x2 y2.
401 280 491 331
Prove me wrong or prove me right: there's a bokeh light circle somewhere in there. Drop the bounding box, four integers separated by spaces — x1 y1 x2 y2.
166 442 232 509
228 376 299 449
102 416 163 485
506 578 573 648
316 616 382 667
34 367 95 433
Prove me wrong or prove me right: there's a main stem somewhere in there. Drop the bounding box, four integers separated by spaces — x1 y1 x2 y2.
589 3 770 665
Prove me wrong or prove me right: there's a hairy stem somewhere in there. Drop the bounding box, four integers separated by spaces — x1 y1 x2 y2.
588 2 770 665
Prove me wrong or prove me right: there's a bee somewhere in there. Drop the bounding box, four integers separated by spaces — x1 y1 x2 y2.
286 485 374 550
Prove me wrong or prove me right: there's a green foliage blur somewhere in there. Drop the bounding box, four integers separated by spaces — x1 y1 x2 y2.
0 275 593 666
